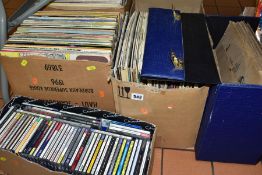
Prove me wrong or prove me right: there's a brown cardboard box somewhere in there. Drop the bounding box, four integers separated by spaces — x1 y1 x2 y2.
112 0 208 149
0 0 134 113
0 56 115 112
0 124 156 175
0 137 157 175
112 78 209 149
0 97 157 175
0 0 203 114
0 150 65 175
0 0 206 174
0 137 158 175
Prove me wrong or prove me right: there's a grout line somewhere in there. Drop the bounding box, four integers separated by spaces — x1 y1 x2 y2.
211 161 215 175
214 0 220 15
237 0 244 10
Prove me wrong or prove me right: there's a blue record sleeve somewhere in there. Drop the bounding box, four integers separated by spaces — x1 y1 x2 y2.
141 8 185 81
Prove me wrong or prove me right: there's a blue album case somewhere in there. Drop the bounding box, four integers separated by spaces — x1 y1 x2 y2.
195 16 262 164
141 9 220 84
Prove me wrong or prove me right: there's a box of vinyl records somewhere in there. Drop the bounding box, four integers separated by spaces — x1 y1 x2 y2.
0 96 156 175
0 0 135 112
112 79 209 149
0 56 115 111
111 0 212 149
195 19 262 164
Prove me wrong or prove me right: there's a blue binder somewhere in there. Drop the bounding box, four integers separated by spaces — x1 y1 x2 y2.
141 8 185 81
196 84 262 164
141 9 221 84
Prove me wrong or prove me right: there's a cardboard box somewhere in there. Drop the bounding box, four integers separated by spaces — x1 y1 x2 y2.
0 96 156 175
196 19 262 164
0 56 115 112
0 135 157 175
0 0 135 113
0 150 65 175
112 0 211 149
0 0 203 113
112 78 209 149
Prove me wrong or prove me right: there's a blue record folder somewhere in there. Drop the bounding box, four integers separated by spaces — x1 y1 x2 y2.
141 9 221 84
141 8 185 81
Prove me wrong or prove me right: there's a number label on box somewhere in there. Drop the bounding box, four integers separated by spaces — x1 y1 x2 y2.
131 93 144 101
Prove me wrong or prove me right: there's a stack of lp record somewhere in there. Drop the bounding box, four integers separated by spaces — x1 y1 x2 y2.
0 0 132 111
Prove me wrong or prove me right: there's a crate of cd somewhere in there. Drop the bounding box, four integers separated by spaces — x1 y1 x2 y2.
0 96 156 175
0 0 133 112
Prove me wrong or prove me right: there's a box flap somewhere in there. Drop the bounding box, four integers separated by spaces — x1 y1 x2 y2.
135 0 203 13
182 13 221 84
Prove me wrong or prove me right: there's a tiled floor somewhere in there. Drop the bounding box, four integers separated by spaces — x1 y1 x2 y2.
152 148 262 175
203 0 257 15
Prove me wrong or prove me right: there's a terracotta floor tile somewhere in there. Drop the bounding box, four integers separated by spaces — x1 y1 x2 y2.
5 0 25 9
3 0 9 5
3 0 27 18
204 5 219 15
151 148 162 175
218 6 242 16
239 0 257 7
203 0 216 6
163 149 212 175
215 0 241 7
214 162 262 175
